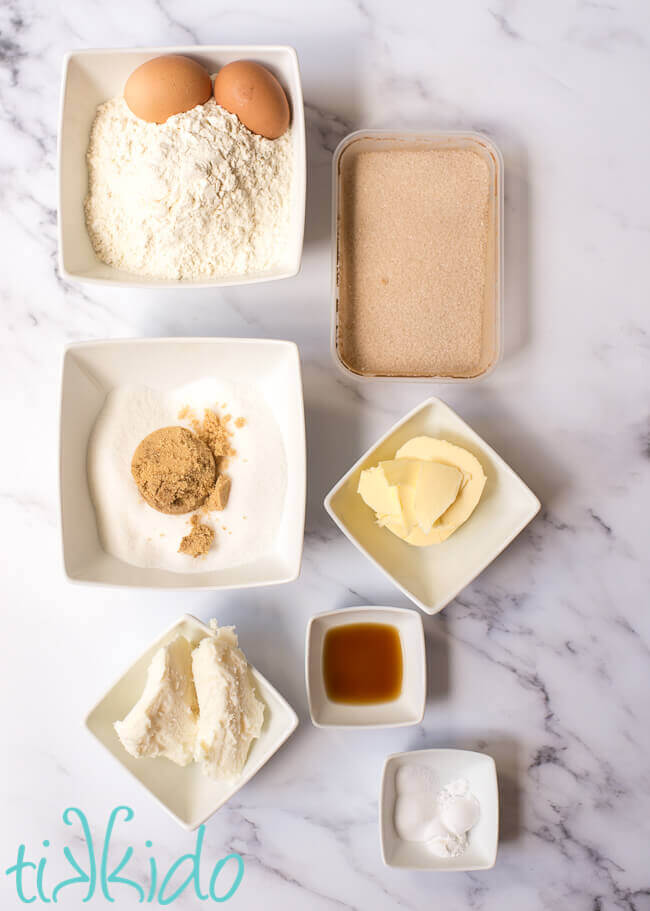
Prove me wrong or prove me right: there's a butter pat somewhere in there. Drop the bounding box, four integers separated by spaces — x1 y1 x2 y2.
359 459 462 537
192 626 265 781
114 636 198 766
358 437 486 546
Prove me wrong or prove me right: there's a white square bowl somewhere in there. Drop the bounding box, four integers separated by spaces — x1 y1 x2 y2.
85 614 299 830
60 337 306 588
324 397 540 615
305 606 426 728
58 45 306 287
380 749 499 871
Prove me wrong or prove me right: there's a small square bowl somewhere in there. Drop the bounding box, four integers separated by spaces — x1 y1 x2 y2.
58 46 306 287
85 614 299 830
324 397 540 615
60 337 305 588
305 606 426 728
380 749 499 871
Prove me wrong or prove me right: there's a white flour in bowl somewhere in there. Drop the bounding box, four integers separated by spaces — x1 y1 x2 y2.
87 378 287 573
84 97 292 280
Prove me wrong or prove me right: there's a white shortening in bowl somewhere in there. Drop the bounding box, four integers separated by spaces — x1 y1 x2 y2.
85 614 299 830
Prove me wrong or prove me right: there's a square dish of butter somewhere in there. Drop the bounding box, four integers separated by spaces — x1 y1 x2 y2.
324 397 540 615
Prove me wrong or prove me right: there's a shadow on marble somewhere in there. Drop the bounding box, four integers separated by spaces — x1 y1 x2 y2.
461 734 521 844
303 102 354 250
448 387 569 509
302 371 364 538
423 614 450 705
301 32 362 251
194 597 309 723
500 133 531 361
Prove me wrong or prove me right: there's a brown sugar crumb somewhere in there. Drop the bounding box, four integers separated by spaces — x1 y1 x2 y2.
178 515 215 558
204 474 231 512
190 408 234 469
235 417 246 428
131 426 216 515
337 146 493 378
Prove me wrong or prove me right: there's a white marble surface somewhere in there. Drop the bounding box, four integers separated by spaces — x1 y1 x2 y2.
1 1 649 908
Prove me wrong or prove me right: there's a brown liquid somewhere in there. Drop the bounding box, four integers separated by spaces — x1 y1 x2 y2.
322 623 403 705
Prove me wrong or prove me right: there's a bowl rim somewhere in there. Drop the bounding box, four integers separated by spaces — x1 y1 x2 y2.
84 612 300 830
323 396 541 614
379 747 499 871
57 44 306 288
59 336 306 590
305 604 426 729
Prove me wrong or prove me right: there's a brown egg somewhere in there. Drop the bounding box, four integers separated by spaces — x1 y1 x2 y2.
124 55 212 124
213 61 290 139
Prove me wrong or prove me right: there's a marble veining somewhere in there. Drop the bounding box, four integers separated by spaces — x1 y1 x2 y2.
1 1 649 909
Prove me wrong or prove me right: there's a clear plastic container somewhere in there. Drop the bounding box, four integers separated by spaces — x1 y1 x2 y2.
331 130 504 383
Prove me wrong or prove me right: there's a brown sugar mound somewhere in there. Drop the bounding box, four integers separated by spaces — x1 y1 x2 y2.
178 515 215 558
131 426 216 515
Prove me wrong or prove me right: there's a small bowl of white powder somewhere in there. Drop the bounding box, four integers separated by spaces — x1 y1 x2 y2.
58 46 305 287
380 748 499 871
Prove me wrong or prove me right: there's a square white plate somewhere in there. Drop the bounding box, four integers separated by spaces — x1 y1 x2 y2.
324 397 540 615
85 614 299 830
305 606 425 728
58 45 306 287
380 749 499 871
60 337 305 588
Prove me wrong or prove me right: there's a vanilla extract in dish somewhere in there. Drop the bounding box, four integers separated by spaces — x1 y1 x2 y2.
322 622 403 704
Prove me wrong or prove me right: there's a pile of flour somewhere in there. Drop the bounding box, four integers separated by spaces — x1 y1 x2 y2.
84 97 293 280
87 378 287 574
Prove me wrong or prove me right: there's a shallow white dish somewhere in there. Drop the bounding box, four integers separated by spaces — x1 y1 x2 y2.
60 338 305 588
324 397 540 615
380 748 499 871
58 45 306 287
85 614 299 831
305 606 425 727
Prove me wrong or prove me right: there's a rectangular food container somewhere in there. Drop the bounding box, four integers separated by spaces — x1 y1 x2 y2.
331 130 503 383
58 46 306 288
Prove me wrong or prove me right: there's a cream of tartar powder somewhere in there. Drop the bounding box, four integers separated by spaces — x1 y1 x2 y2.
335 135 501 380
